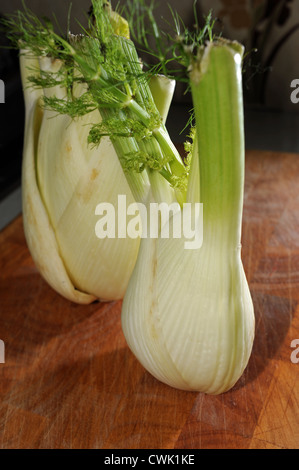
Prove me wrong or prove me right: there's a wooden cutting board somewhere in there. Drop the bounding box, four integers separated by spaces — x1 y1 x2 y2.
0 149 299 449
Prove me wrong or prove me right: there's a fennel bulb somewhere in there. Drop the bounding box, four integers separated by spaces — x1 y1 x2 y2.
20 48 175 303
20 52 140 303
121 41 255 394
12 0 181 304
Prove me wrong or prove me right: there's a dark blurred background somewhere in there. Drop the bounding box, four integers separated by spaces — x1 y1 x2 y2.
1 0 299 229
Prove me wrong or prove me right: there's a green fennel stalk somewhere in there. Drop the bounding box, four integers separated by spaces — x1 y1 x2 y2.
190 40 245 247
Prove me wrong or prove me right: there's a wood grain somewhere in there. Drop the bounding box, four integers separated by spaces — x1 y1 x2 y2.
0 150 299 449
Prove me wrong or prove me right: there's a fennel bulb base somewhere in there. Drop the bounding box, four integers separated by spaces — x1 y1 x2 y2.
121 233 255 395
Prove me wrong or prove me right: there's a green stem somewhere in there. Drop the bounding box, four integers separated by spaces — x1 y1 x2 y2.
153 126 186 176
99 107 149 203
186 132 200 204
127 98 184 171
119 37 187 186
84 35 187 203
147 169 175 205
190 40 245 247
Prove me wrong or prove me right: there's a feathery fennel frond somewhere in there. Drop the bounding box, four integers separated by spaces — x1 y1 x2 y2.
1 0 188 197
43 93 97 118
121 0 216 79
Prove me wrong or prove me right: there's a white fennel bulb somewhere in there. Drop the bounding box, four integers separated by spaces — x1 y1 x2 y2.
121 40 255 394
20 49 175 303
